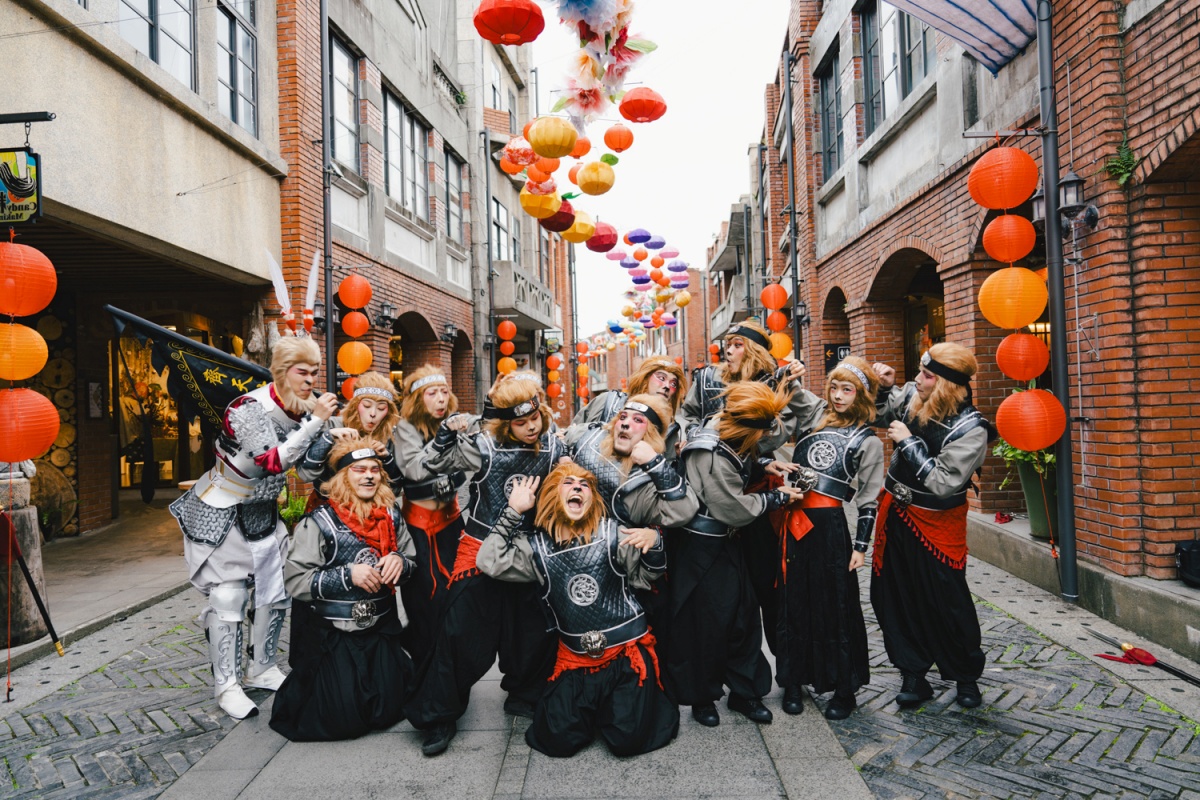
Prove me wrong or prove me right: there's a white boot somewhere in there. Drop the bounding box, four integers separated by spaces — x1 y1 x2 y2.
217 684 259 719
244 600 289 691
205 581 257 719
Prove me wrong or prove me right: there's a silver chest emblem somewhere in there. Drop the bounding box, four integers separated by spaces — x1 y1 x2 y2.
567 574 600 606
503 474 521 497
806 440 838 471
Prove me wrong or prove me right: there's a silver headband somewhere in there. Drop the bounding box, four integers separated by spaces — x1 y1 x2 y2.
622 400 664 432
410 374 447 393
353 386 394 400
835 362 869 388
507 373 541 386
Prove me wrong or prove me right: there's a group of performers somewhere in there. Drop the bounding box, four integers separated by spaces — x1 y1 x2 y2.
169 324 992 757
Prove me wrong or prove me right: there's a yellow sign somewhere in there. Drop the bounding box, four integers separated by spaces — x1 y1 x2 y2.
0 148 41 224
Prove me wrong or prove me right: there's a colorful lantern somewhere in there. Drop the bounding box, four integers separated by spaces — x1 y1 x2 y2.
996 389 1067 451
982 214 1037 263
499 340 516 356
620 257 639 269
662 313 677 327
978 267 1048 329
526 164 551 184
546 353 562 370
568 163 582 185
498 320 517 340
650 256 665 268
968 146 1039 210
606 249 628 261
645 235 666 250
996 333 1050 381
586 222 619 253
341 377 357 401
575 342 588 354
519 187 563 219
338 274 372 309
0 241 56 318
761 282 788 311
660 247 680 258
337 341 373 375
473 0 545 46
604 123 634 153
667 259 688 272
619 87 667 123
708 343 721 355
0 323 48 381
561 211 596 244
569 136 591 158
341 310 370 338
626 228 651 244
499 157 523 175
766 311 788 332
0 388 59 461
535 156 561 174
577 386 590 398
577 364 589 378
633 247 648 261
497 356 517 375
526 116 578 159
539 199 576 233
768 332 793 360
547 383 563 398
577 161 615 196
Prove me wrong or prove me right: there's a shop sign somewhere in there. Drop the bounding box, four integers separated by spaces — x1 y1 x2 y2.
0 147 41 224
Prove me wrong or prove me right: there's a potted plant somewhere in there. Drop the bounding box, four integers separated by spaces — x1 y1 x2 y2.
993 438 1057 540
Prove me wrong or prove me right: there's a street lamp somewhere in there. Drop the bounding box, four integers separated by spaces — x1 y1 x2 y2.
311 301 340 334
374 301 397 330
441 322 459 343
1058 169 1086 217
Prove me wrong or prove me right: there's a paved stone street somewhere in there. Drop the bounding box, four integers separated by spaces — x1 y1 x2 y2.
2 558 1199 799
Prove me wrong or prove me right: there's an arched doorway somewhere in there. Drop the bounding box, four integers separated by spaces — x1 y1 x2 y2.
821 287 851 373
451 329 475 413
389 311 440 394
867 247 944 381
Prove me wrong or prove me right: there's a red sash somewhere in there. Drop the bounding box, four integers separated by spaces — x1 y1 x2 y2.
402 498 462 595
873 490 969 575
548 631 662 689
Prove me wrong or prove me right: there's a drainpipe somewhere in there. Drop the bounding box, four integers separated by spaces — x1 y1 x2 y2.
782 49 803 360
483 129 495 410
320 0 335 393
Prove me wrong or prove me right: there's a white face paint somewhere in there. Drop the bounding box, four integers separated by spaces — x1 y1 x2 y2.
558 475 593 521
612 410 650 456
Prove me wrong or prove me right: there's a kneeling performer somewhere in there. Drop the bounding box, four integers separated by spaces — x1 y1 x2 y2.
478 464 680 757
270 436 417 741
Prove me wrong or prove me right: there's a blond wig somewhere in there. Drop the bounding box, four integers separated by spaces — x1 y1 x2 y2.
484 372 551 447
720 319 778 383
716 381 790 458
599 393 671 473
534 462 605 545
320 436 397 521
342 371 400 443
401 364 459 441
815 356 879 431
269 336 322 414
627 358 688 415
909 342 977 426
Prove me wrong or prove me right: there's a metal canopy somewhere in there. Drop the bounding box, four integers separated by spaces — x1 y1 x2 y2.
886 0 1036 74
708 202 748 272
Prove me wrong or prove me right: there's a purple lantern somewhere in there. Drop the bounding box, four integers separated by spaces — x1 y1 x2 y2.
662 313 677 327
631 276 651 286
620 257 640 269
645 235 666 250
626 228 652 244
670 278 690 289
667 259 689 272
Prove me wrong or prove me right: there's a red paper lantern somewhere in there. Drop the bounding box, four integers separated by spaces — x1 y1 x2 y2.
760 283 787 311
0 242 57 318
341 310 369 338
619 87 667 123
547 383 563 398
497 320 517 340
978 267 1048 329
577 386 590 398
708 343 721 355
568 163 581 185
0 389 59 461
650 256 664 268
711 353 720 363
576 342 588 354
499 340 516 356
473 0 544 46
996 333 1050 381
535 156 560 174
539 199 576 233
526 164 551 184
996 389 1066 452
338 274 372 309
341 377 357 401
766 311 789 332
675 356 683 365
585 222 618 253
497 356 517 374
604 123 634 153
0 323 48 381
570 136 591 158
982 214 1036 263
546 354 562 370
968 147 1039 210
499 157 523 175
337 341 373 374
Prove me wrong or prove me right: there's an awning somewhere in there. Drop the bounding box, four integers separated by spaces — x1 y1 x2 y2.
887 0 1036 75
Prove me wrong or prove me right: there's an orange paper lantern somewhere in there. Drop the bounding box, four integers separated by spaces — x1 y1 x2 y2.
337 341 373 374
497 356 517 375
576 342 588 354
546 354 562 370
619 87 667 123
498 320 517 340
568 163 581 185
982 214 1036 263
0 242 57 317
569 136 591 158
978 267 1048 329
996 333 1050 381
547 369 560 382
499 340 516 356
768 332 793 360
604 124 634 153
473 0 544 46
535 156 560 174
650 256 664 268
341 310 369 338
633 248 648 262
0 388 59 461
341 377 357 401
577 386 590 398
338 274 372 309
766 311 789 332
675 356 684 365
547 383 563 398
499 157 523 175
760 283 787 311
996 389 1066 451
577 364 589 378
0 323 48 381
526 164 551 184
968 147 1039 210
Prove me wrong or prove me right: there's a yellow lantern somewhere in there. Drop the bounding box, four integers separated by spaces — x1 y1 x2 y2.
577 364 589 378
768 332 793 360
674 290 692 308
978 266 1048 329
606 341 616 351
519 188 563 220
526 116 578 159
0 323 48 381
560 211 596 243
577 161 615 196
547 369 561 382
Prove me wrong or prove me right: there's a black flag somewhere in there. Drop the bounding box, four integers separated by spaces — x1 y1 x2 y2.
105 305 272 437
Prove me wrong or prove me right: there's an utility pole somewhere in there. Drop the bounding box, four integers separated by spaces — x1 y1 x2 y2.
320 0 335 393
782 49 804 358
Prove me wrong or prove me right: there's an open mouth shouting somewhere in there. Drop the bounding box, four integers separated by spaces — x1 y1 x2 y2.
559 476 593 521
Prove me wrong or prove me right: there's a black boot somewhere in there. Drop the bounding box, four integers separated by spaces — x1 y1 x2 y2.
824 691 857 720
727 695 773 724
895 672 933 708
503 696 535 718
781 686 805 715
955 680 982 708
691 703 720 727
421 721 457 756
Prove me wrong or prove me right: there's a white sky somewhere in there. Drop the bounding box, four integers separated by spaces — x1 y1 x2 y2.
529 1 792 337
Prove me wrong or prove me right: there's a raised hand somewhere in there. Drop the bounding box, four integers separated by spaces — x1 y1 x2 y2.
630 441 658 465
764 460 800 478
872 362 896 389
618 526 660 553
313 392 340 421
507 475 541 514
445 413 471 432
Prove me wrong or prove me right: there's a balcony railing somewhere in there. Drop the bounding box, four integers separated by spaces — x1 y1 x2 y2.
493 260 554 330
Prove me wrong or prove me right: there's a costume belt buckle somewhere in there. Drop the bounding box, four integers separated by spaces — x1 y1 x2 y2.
892 483 913 509
434 475 451 497
790 467 818 493
580 631 608 659
351 600 377 628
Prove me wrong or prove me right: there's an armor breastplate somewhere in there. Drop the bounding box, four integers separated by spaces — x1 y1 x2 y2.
612 473 649 527
531 520 646 653
571 427 627 510
792 425 874 501
310 505 398 604
466 432 565 539
696 366 726 425
598 390 628 424
888 404 988 493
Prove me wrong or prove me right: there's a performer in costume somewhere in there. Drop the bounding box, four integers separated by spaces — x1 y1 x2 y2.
669 382 806 727
169 337 337 719
296 371 403 506
392 365 467 665
772 357 883 719
478 466 679 757
870 343 991 709
270 437 416 740
404 373 567 756
572 357 687 460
